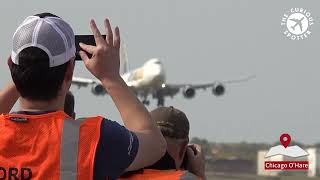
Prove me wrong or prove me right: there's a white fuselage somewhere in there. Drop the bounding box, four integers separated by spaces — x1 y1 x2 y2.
121 58 166 93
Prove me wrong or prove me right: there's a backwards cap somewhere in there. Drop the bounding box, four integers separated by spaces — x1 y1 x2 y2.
151 106 190 139
11 13 76 67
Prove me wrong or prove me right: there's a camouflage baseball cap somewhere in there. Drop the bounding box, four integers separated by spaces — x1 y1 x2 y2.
150 106 189 139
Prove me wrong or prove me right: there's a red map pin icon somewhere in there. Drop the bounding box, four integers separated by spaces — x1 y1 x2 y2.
280 133 291 148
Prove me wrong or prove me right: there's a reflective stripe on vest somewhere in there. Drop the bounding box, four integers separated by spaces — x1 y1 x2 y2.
60 118 84 180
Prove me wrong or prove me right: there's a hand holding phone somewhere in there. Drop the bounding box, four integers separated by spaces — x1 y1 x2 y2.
78 19 121 82
75 35 106 60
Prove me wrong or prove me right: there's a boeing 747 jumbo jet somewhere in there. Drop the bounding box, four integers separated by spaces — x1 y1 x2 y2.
72 45 255 106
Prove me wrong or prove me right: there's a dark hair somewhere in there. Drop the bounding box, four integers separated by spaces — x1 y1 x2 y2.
10 47 69 101
64 91 75 118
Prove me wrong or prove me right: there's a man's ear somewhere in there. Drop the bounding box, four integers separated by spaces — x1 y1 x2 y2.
7 56 13 69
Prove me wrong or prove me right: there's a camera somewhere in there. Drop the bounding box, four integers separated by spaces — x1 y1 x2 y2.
75 35 106 60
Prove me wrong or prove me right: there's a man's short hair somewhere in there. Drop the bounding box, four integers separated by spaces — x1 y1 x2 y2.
11 47 69 101
64 91 75 118
10 12 75 101
150 106 190 140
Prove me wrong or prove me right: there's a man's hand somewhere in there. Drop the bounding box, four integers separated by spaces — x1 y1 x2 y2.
79 19 121 82
79 18 167 171
187 144 206 180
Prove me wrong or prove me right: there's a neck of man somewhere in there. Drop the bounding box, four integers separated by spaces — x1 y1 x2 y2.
19 96 65 112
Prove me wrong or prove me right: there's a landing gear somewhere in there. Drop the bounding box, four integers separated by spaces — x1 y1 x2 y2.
157 97 164 107
154 90 165 107
142 95 150 105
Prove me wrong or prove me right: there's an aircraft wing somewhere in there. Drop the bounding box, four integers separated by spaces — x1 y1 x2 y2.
164 75 256 90
159 82 219 99
158 75 256 99
148 75 256 106
72 77 101 87
166 83 215 90
72 76 138 96
220 75 257 84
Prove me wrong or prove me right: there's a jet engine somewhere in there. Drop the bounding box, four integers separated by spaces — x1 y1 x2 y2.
212 83 225 96
91 84 106 95
183 87 195 98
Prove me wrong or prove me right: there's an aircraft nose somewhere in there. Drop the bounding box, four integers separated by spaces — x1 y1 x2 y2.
154 68 161 75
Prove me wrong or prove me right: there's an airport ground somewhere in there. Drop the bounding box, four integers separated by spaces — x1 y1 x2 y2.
206 172 320 180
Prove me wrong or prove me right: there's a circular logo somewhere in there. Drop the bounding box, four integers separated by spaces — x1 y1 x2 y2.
281 8 314 40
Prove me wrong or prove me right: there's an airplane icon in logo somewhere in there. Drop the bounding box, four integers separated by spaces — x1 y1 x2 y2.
290 17 304 32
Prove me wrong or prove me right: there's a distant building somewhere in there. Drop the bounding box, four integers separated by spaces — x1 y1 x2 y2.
257 148 320 177
307 148 320 177
207 159 255 174
257 150 286 176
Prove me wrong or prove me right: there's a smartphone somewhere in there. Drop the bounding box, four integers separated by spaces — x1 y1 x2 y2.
75 35 106 60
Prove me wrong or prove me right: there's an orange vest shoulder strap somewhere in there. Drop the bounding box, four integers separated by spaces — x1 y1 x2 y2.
77 117 103 180
60 116 103 180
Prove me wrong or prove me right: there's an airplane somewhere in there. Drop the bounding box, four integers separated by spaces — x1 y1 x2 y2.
72 45 255 106
290 17 304 32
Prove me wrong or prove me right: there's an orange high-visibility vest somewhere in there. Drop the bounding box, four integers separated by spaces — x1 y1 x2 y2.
118 169 202 180
0 111 103 180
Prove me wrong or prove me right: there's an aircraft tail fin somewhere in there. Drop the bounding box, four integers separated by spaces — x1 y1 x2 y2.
120 42 130 75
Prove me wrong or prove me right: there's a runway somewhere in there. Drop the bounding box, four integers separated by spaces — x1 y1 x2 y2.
206 172 320 180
